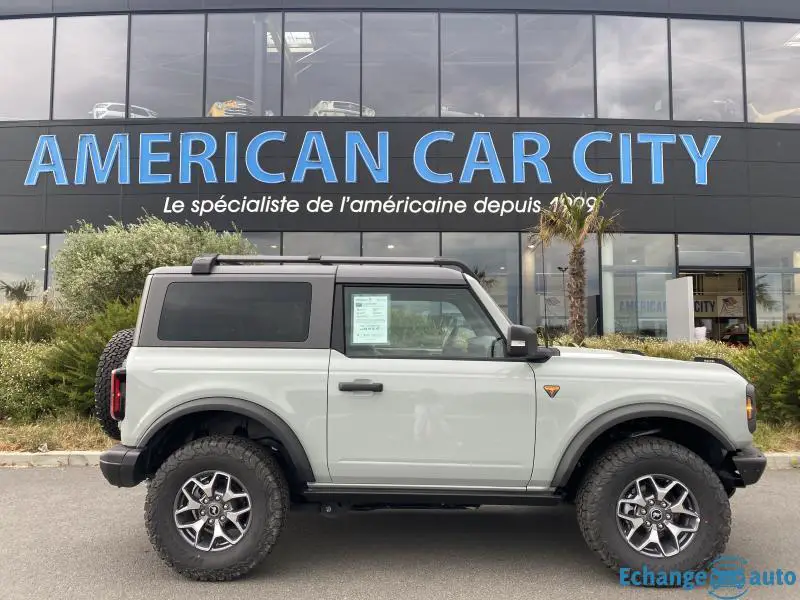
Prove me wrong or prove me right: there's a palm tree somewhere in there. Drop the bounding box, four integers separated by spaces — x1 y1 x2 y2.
0 279 36 303
755 274 779 311
527 191 619 344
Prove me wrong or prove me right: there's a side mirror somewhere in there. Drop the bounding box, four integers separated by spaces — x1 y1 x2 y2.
506 324 539 358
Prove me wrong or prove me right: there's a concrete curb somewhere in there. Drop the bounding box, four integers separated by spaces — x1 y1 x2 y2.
0 451 103 468
0 451 799 470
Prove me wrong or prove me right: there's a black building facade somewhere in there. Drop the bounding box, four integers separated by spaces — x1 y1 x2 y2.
1 0 800 339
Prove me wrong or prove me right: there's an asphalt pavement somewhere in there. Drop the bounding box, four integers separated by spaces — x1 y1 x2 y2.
1 467 798 600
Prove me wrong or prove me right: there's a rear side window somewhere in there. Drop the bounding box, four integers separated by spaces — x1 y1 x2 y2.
157 281 312 342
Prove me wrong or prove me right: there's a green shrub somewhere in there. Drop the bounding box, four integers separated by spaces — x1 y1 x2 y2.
45 298 140 417
733 324 800 423
0 341 52 421
0 301 71 342
52 216 257 318
552 333 743 364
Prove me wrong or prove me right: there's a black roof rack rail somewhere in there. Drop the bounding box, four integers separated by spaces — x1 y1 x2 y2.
616 348 645 356
190 254 478 278
693 356 739 374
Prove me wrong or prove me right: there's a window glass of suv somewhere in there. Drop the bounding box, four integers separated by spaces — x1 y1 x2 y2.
158 281 312 343
344 286 502 359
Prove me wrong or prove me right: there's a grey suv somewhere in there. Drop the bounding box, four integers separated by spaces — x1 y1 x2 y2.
97 255 766 581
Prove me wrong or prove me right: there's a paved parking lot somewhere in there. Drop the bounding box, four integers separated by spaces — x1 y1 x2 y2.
1 467 797 600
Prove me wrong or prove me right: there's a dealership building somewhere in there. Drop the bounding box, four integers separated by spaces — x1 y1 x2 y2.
1 0 800 340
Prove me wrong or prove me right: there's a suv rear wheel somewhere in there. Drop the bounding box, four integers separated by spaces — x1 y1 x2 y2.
93 328 134 440
575 436 731 580
145 435 289 581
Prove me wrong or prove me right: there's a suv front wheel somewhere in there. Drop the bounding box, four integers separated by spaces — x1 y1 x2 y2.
575 437 731 579
145 435 289 581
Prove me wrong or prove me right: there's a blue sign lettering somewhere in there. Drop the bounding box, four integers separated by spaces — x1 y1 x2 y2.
22 129 723 188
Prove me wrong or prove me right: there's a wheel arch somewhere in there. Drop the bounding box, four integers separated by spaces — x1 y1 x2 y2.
551 404 737 495
137 397 316 489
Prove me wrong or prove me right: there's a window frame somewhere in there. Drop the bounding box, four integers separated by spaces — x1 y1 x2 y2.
333 283 508 361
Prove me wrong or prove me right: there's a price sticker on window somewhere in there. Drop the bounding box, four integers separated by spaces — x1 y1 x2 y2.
351 294 390 344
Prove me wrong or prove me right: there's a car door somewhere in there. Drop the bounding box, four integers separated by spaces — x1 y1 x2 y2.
326 283 537 488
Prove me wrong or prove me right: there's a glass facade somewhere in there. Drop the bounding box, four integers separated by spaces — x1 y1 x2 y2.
129 14 205 118
602 235 676 337
206 13 282 118
0 18 53 121
4 231 800 332
0 11 795 122
441 13 516 118
521 236 600 336
596 16 669 120
518 14 594 118
441 233 520 323
753 237 800 326
362 12 438 117
671 19 744 122
0 235 47 303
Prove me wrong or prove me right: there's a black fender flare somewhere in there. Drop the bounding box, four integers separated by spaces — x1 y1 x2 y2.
550 403 737 489
137 397 316 483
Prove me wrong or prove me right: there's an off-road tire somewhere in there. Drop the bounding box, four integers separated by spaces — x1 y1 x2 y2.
575 436 731 581
145 435 289 581
93 328 134 440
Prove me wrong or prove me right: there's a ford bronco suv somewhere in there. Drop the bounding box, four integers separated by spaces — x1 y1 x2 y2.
96 255 766 582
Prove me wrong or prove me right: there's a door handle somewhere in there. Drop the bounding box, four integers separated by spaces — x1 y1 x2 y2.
339 381 384 393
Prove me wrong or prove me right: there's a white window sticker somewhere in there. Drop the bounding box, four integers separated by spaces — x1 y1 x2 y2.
351 294 390 344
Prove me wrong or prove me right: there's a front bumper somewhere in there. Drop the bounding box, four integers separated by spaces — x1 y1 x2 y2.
731 445 767 486
99 444 146 488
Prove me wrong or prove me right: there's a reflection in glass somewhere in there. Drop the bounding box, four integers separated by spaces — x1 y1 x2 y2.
753 236 800 327
206 13 282 118
596 16 669 120
282 232 360 256
441 13 516 117
283 13 361 117
244 232 281 255
362 233 439 257
601 234 676 337
363 13 438 117
47 233 66 291
671 20 743 122
518 14 594 118
677 235 751 267
0 18 53 121
53 16 129 120
129 14 204 118
0 235 47 303
522 236 599 335
745 22 800 124
442 233 519 323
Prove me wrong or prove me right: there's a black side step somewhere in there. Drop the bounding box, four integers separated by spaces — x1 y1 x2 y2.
302 487 563 507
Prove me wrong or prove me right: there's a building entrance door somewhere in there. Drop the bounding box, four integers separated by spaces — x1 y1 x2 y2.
678 270 751 344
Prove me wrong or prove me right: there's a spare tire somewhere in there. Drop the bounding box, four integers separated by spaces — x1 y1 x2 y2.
94 328 135 440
